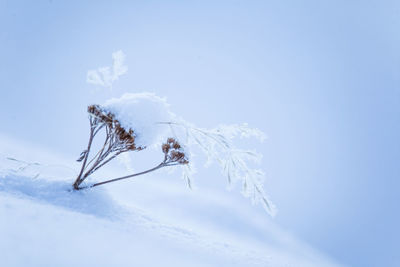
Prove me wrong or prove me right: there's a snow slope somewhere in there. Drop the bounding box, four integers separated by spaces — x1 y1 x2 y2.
0 134 341 267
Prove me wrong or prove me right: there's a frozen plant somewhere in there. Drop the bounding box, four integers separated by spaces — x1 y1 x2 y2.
73 98 188 190
74 93 276 216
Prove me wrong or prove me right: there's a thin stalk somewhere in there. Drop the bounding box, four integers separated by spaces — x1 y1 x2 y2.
84 132 110 171
73 126 94 190
83 150 121 179
90 162 167 188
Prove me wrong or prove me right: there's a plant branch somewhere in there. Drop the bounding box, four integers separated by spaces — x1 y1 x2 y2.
73 125 95 189
90 162 167 188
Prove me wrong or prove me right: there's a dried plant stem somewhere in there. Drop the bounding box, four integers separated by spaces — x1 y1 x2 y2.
74 159 181 190
73 122 95 190
91 163 165 188
73 117 128 190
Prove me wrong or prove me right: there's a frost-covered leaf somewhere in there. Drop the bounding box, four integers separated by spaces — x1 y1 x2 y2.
162 120 277 216
86 50 128 89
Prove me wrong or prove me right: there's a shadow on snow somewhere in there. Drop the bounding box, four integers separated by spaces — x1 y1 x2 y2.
0 174 122 219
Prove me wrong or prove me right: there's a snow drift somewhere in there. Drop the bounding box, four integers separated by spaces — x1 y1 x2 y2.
0 134 341 267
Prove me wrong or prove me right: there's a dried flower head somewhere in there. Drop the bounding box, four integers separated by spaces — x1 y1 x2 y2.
88 104 113 125
87 104 142 151
162 138 189 165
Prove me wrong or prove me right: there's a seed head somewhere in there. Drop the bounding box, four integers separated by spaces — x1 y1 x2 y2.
162 138 189 165
87 104 143 151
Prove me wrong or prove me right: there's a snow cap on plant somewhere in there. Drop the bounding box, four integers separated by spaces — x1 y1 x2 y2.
102 92 174 148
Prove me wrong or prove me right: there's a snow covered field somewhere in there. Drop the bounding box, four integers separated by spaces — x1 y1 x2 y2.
0 134 340 267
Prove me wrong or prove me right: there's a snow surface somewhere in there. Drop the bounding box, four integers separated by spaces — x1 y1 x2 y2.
0 134 341 267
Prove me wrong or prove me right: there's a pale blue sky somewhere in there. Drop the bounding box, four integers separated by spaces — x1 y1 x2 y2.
1 1 399 266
